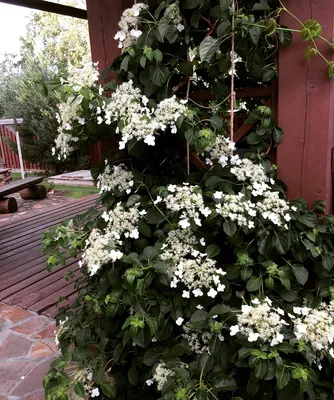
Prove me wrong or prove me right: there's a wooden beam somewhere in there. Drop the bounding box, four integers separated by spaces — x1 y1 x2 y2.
0 119 23 126
190 86 272 102
0 0 87 19
277 0 334 211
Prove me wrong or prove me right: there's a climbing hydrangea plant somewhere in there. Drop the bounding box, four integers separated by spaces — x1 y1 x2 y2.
43 0 334 399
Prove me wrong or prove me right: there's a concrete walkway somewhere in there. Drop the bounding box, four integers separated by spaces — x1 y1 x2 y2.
0 303 59 399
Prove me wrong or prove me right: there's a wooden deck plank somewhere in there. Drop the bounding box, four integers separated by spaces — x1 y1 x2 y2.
0 194 98 317
43 292 78 318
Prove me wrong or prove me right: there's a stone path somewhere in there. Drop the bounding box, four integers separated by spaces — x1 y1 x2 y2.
0 303 59 399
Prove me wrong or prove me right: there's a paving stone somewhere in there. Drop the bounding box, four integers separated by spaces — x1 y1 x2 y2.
0 361 34 394
11 357 57 397
0 333 32 358
0 304 32 323
30 342 59 358
32 324 58 340
12 317 51 336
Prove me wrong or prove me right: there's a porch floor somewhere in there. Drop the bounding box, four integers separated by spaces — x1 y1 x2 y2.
0 194 99 318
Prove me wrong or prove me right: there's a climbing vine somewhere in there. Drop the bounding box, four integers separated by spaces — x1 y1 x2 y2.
43 1 334 399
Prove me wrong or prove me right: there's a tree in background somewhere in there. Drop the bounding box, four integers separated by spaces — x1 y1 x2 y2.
0 0 90 171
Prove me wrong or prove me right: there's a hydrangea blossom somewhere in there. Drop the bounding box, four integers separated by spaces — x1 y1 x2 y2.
292 301 334 357
150 362 175 391
215 192 256 229
163 184 211 228
230 297 288 346
182 322 213 355
160 228 226 298
114 3 148 50
164 3 185 32
66 60 99 91
205 135 238 167
83 203 141 275
101 81 189 149
97 164 134 194
257 191 291 227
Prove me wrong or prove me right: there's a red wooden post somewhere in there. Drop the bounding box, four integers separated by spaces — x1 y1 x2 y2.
277 0 334 211
86 0 133 165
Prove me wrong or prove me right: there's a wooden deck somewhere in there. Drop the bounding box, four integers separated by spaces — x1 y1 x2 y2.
0 194 99 318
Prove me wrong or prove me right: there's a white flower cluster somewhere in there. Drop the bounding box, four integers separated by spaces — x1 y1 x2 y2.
99 81 188 149
53 131 79 160
182 322 213 355
205 135 239 167
256 191 291 226
162 184 211 229
71 367 99 398
114 3 148 50
97 164 134 194
146 362 175 391
215 192 256 229
66 60 99 91
231 158 270 196
292 302 334 357
160 228 226 298
83 204 140 275
164 3 185 32
230 297 288 346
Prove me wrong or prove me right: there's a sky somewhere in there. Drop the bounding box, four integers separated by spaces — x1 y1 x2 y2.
0 3 32 57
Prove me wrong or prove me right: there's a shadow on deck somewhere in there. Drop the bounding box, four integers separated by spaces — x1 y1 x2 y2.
0 194 99 318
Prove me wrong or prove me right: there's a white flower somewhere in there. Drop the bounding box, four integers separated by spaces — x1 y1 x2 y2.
179 219 190 229
176 317 184 326
270 332 284 346
154 196 162 204
177 23 185 31
144 134 156 146
200 237 206 246
230 325 240 336
130 29 142 38
87 371 93 381
213 191 223 200
193 288 204 297
151 337 157 342
20 376 25 380
78 117 85 125
167 184 177 192
248 332 260 342
200 207 212 217
129 228 139 239
110 249 123 261
217 283 225 292
251 298 261 305
218 334 225 342
207 288 218 298
291 206 297 211
216 268 226 275
91 388 100 397
205 158 213 166
146 379 154 386
182 290 190 299
196 304 203 310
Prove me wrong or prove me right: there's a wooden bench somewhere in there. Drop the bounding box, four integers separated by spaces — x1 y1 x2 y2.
0 177 47 213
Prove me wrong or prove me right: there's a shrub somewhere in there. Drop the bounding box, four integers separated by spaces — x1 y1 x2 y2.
43 1 334 399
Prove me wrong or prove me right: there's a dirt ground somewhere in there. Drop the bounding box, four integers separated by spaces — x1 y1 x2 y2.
0 190 76 226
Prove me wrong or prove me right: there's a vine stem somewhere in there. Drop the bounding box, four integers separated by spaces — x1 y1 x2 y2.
186 74 191 175
230 0 236 142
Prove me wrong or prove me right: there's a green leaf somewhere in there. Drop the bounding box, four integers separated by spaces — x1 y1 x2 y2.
276 368 290 390
143 348 161 366
301 19 322 41
210 115 224 130
138 220 151 238
213 374 237 391
298 213 317 228
179 61 193 76
74 382 85 398
263 68 277 82
199 37 223 62
217 20 231 37
322 253 334 271
291 264 308 285
100 382 117 398
272 233 289 254
246 276 262 292
150 64 170 87
205 244 221 257
220 0 232 11
128 366 139 386
277 26 292 46
273 127 284 143
143 246 158 260
199 352 214 372
223 220 237 237
252 0 270 10
190 310 209 329
241 267 252 281
146 207 165 224
249 26 263 45
254 359 267 379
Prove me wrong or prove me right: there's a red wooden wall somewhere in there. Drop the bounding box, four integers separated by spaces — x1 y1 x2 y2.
0 125 45 171
277 0 334 211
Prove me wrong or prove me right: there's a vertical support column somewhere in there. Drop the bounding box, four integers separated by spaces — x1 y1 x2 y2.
86 0 133 165
277 0 334 211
